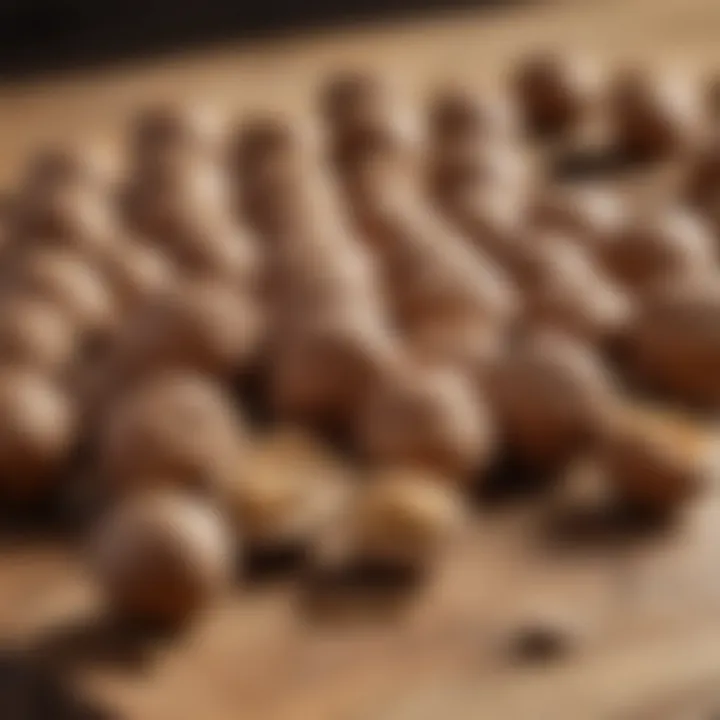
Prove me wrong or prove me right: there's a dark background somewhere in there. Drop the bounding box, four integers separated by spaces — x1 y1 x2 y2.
0 0 527 80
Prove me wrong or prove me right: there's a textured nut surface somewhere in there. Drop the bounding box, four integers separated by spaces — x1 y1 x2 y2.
601 403 708 512
357 363 496 478
118 279 263 378
91 490 233 624
490 330 616 469
602 207 717 294
512 51 601 134
0 368 77 500
0 297 78 374
100 371 245 494
352 467 465 565
609 69 702 159
11 248 118 334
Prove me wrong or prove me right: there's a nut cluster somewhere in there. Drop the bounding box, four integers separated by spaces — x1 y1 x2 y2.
1 54 718 627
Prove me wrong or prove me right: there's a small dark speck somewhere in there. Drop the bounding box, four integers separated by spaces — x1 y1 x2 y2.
507 621 575 663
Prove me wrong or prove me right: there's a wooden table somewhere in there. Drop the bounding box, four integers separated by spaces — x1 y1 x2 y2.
1 1 720 717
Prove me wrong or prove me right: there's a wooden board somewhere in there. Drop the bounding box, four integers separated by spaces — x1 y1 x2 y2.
1 1 720 718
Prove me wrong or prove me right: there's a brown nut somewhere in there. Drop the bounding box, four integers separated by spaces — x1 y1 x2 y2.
490 330 616 470
0 368 77 501
511 51 601 135
20 143 116 199
365 197 521 328
99 371 246 495
167 217 263 289
601 207 717 295
11 248 118 335
123 161 231 244
270 306 399 426
319 70 390 135
103 239 177 314
220 428 345 547
231 115 312 236
351 467 465 567
0 297 79 375
14 185 119 260
444 185 530 275
118 279 264 379
601 403 709 513
270 233 381 328
407 315 507 382
320 71 417 175
428 85 517 144
90 490 233 626
609 68 702 160
356 363 496 479
528 187 627 254
429 140 531 209
522 239 635 345
683 133 720 208
130 101 225 181
232 115 300 178
625 279 720 406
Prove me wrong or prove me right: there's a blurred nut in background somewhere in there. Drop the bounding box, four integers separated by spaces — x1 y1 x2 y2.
428 85 518 145
0 296 79 376
608 68 703 160
625 280 720 406
528 187 627 255
0 367 77 502
117 278 264 380
601 206 717 295
511 51 602 136
130 101 226 181
600 403 709 513
11 248 118 337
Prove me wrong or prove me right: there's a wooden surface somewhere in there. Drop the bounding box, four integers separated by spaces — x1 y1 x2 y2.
2 1 720 718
